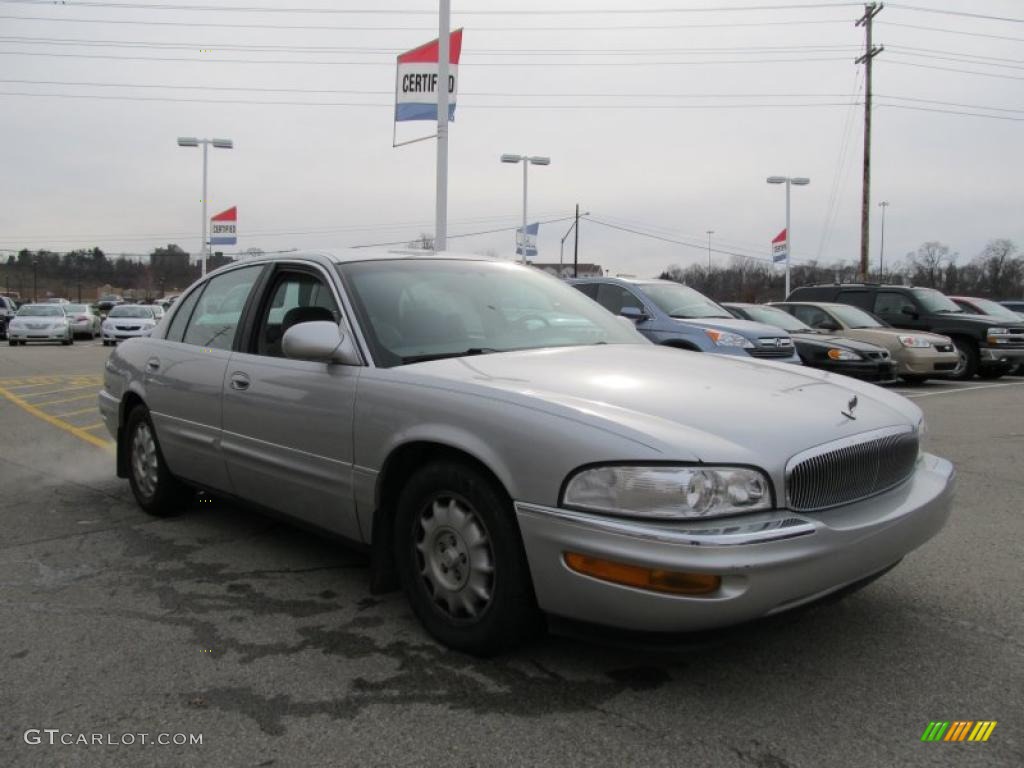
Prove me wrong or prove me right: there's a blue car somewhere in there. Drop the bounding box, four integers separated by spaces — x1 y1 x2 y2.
570 277 801 364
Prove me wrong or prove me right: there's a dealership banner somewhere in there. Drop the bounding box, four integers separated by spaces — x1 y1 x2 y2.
772 228 788 263
516 222 539 258
394 29 464 122
210 206 237 246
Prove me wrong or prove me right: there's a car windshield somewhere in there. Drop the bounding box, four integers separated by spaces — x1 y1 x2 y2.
828 304 883 329
912 288 962 313
67 304 89 313
961 298 1019 321
337 259 646 367
17 305 63 317
109 306 154 318
740 305 811 332
639 282 732 319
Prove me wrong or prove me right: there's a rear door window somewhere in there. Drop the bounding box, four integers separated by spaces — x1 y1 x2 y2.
595 284 644 314
837 290 873 310
874 291 915 316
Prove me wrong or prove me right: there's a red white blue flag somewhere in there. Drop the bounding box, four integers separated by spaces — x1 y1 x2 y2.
772 228 787 263
210 206 237 246
394 29 463 122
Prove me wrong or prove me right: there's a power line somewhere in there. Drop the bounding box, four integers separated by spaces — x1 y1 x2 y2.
887 49 1024 72
888 45 1024 67
352 215 578 249
0 77 860 100
884 58 1024 81
0 90 862 109
0 49 854 66
587 217 774 263
0 1 867 16
879 103 1024 122
881 21 1024 44
817 68 862 260
0 35 862 55
888 3 1024 24
0 12 852 32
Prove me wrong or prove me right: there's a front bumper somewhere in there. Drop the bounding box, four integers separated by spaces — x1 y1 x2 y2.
515 453 954 633
7 327 70 342
896 347 959 376
813 359 898 383
980 346 1024 364
102 328 152 342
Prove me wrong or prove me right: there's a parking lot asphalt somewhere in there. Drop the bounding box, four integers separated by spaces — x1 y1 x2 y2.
1 341 1021 768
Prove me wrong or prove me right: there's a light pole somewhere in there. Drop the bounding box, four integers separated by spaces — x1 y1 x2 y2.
560 212 589 276
766 175 810 298
878 200 889 280
501 153 550 263
177 136 233 276
706 229 714 272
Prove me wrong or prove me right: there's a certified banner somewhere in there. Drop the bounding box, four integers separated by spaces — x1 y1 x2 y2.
772 228 788 263
394 29 464 123
210 206 237 246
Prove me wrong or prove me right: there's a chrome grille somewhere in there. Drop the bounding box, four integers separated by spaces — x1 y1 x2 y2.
786 427 919 511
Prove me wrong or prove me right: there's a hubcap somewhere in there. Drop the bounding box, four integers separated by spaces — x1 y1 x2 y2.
414 495 495 620
130 421 159 499
952 343 968 377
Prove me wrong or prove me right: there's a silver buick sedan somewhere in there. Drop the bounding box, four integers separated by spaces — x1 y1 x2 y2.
98 251 955 655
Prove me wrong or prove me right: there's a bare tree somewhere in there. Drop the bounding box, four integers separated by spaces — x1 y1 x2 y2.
905 242 956 288
973 239 1020 296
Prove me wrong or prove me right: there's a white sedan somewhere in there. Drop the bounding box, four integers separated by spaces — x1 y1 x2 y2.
7 304 74 346
101 305 158 346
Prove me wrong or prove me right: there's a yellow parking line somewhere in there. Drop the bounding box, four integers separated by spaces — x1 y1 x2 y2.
33 392 98 406
80 423 106 431
20 384 101 399
0 384 114 451
54 406 99 417
4 378 62 389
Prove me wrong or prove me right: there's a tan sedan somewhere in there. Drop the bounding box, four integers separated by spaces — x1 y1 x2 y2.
773 301 958 383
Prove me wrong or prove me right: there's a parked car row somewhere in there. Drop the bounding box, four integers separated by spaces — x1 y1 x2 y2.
5 302 164 346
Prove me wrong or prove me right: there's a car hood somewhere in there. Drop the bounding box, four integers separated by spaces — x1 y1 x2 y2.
670 315 790 338
401 344 920 466
791 332 888 353
844 327 951 346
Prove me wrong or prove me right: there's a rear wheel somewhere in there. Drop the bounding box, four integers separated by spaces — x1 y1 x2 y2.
395 460 542 656
125 405 187 517
7 340 15 347
977 365 1009 380
949 338 978 380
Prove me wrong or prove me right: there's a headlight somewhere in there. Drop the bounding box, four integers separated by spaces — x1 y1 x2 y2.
897 335 931 348
987 327 1009 336
703 329 754 349
827 347 861 361
987 327 1010 344
563 464 772 520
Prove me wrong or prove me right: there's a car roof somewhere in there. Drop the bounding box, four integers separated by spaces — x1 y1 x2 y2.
773 301 862 310
569 276 671 286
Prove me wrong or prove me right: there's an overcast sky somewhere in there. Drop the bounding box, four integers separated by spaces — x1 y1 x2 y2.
0 0 1021 277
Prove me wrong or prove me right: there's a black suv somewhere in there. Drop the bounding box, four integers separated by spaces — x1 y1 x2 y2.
786 284 1024 380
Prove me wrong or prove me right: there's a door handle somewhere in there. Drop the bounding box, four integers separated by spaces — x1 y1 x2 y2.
146 357 160 372
229 372 250 391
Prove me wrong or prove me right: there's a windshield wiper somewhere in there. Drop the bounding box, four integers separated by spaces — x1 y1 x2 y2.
401 347 502 365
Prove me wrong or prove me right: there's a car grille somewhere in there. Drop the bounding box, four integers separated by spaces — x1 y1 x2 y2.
116 325 141 331
28 322 47 329
934 343 954 353
748 337 794 358
865 350 890 360
786 426 919 512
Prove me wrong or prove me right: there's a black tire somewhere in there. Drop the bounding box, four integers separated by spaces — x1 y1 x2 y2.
124 405 188 517
394 460 543 656
900 375 929 385
948 338 978 380
7 340 16 347
977 367 1007 381
19 341 26 346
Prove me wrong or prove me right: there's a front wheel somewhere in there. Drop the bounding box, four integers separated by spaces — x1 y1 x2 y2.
395 461 542 656
977 367 1008 380
125 405 187 517
949 338 979 380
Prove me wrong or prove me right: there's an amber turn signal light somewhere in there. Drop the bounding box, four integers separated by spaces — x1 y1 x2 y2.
564 552 721 595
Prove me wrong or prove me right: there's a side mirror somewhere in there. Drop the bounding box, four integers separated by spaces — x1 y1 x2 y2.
282 321 360 365
814 320 840 332
619 306 647 322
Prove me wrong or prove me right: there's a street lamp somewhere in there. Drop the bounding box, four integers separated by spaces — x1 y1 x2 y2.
177 136 233 276
501 153 550 264
560 212 589 276
878 200 889 279
706 229 715 272
766 175 810 298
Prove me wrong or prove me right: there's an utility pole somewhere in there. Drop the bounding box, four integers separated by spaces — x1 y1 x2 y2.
878 200 889 279
856 2 883 281
435 0 451 251
706 230 714 272
573 203 580 278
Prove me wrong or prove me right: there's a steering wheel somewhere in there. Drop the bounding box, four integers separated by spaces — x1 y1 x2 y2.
512 314 551 331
